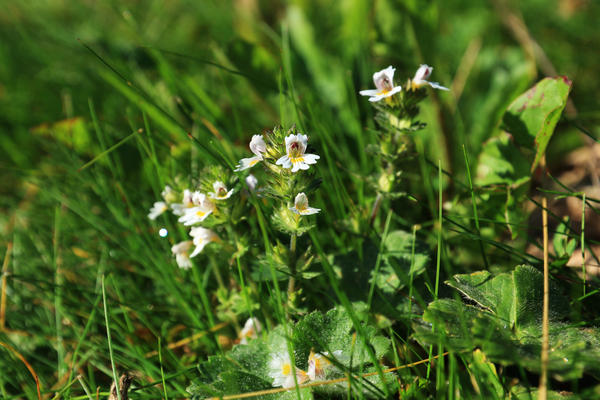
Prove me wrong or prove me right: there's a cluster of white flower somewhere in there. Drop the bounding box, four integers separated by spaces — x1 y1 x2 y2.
268 348 343 388
235 132 321 216
148 128 322 269
147 184 227 268
359 64 448 102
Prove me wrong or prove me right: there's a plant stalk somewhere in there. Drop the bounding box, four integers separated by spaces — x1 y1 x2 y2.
539 157 549 400
287 233 297 298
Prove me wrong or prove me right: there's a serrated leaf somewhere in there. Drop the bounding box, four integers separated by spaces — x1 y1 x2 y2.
292 306 390 367
502 76 572 171
446 270 515 325
513 264 569 328
189 306 394 398
415 265 600 381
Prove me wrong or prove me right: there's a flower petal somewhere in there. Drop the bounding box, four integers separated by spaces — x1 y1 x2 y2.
276 155 291 168
427 81 449 91
235 155 262 171
249 135 266 156
300 207 321 215
359 89 379 96
413 64 432 82
303 153 320 164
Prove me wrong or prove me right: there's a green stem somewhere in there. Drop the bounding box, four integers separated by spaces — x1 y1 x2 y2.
287 233 297 298
581 193 586 297
210 257 225 290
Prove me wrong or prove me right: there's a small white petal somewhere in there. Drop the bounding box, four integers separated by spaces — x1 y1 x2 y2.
427 81 449 91
245 174 258 191
268 353 308 388
388 86 403 96
302 154 320 164
300 207 320 215
235 155 262 171
178 207 213 225
172 241 193 269
359 89 379 96
413 64 432 83
249 135 267 156
373 66 396 91
297 134 309 148
148 201 168 220
189 228 218 257
368 94 387 102
276 155 292 168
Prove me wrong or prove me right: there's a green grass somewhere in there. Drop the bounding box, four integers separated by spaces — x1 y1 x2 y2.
2 0 600 399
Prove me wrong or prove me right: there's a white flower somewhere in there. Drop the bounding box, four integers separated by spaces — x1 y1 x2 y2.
307 350 343 381
239 317 261 344
235 135 267 171
148 201 168 220
410 64 449 91
171 240 193 269
290 193 320 215
245 174 258 191
359 66 403 102
276 134 320 173
161 185 178 203
171 189 195 216
189 227 219 258
178 192 216 226
208 181 234 200
268 352 308 388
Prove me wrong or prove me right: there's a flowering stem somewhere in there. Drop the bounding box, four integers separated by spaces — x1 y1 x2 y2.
287 233 297 298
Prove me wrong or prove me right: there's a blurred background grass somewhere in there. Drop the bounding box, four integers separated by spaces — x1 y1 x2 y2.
1 0 600 398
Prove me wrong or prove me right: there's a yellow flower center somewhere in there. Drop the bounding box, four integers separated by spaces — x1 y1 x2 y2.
289 156 305 165
196 210 206 217
410 80 423 91
282 363 291 376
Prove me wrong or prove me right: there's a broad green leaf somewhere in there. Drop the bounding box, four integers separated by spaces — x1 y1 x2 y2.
502 76 572 171
446 265 569 329
446 270 515 325
511 385 575 399
292 307 390 367
189 306 393 399
415 299 515 352
475 133 531 187
415 265 600 381
371 230 429 294
416 298 600 380
513 264 570 328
